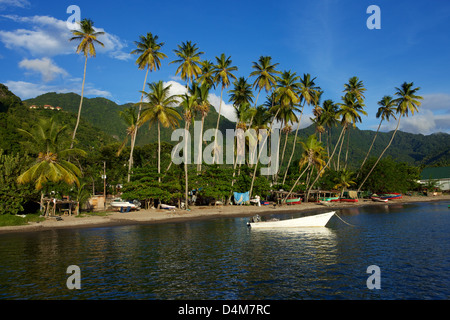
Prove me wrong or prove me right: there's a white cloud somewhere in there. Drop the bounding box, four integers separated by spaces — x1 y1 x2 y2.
421 93 450 111
19 57 68 82
207 93 236 123
0 0 30 9
0 14 130 60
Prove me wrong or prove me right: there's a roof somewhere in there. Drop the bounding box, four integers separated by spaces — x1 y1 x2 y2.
420 167 450 180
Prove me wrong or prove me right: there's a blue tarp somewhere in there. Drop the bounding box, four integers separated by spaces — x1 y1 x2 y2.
233 191 249 205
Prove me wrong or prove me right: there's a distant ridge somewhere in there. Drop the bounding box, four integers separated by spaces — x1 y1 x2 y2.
19 90 450 167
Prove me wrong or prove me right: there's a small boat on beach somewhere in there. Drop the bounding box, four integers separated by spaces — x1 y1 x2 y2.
371 196 388 203
247 211 335 229
110 198 140 210
286 197 302 205
339 198 358 203
379 193 402 200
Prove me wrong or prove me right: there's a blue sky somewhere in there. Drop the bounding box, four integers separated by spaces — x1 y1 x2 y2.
0 0 449 134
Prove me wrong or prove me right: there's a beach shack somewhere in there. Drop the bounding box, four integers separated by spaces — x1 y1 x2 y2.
419 166 450 192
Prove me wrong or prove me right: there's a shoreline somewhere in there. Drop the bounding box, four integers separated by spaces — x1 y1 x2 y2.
1 195 449 234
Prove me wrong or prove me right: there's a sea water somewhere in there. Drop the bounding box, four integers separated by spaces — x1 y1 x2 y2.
0 201 449 299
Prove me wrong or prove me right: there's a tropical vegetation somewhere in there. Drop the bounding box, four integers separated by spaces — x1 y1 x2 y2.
1 24 449 220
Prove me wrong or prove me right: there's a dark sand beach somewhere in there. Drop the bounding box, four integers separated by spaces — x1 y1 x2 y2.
1 194 449 234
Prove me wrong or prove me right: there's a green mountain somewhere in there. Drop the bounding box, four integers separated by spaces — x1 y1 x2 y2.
2 88 448 167
24 92 236 146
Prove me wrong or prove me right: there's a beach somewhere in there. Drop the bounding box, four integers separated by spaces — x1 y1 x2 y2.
1 194 449 234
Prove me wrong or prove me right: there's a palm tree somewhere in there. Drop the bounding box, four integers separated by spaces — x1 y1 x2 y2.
334 169 356 197
198 60 217 89
306 92 367 201
69 18 104 149
180 93 196 209
190 82 211 171
249 56 281 108
171 41 204 88
282 74 320 184
128 32 167 182
17 118 86 197
341 77 366 169
117 106 139 157
283 134 326 202
344 76 366 104
213 53 238 163
319 99 339 161
138 81 181 182
336 93 367 170
358 82 422 192
356 95 396 179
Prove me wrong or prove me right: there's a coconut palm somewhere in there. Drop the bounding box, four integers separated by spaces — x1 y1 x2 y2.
198 60 217 89
138 81 181 182
17 118 86 192
344 76 366 105
128 32 167 182
117 106 139 157
306 92 367 202
249 56 281 109
356 95 397 179
283 134 326 202
334 169 356 197
69 18 104 149
282 74 320 184
358 82 422 192
171 41 204 88
190 82 211 171
179 93 196 209
213 53 238 163
319 99 339 161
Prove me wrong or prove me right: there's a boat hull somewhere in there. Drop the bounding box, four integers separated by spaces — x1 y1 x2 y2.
371 197 388 203
339 198 358 202
248 211 335 229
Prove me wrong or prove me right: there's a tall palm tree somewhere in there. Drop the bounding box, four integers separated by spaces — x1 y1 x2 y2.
171 41 204 88
180 93 196 209
319 99 339 161
138 81 181 182
128 32 167 182
69 18 104 149
306 92 367 201
271 71 301 183
282 74 320 184
344 76 366 104
198 60 217 89
283 134 326 202
358 82 422 192
249 56 281 108
117 106 139 157
190 82 211 171
356 95 396 179
336 93 367 170
213 53 238 163
17 118 86 193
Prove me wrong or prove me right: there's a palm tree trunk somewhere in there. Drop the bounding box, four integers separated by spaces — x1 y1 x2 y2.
276 126 289 183
344 128 351 169
306 125 346 202
358 116 401 192
197 115 205 172
213 86 224 164
336 125 346 171
356 120 382 179
185 122 190 209
283 163 310 203
127 67 149 182
249 108 280 199
71 55 87 149
158 121 161 183
282 103 305 185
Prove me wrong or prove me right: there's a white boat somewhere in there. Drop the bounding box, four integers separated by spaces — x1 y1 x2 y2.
110 198 140 210
248 211 335 229
371 196 388 203
160 203 176 210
